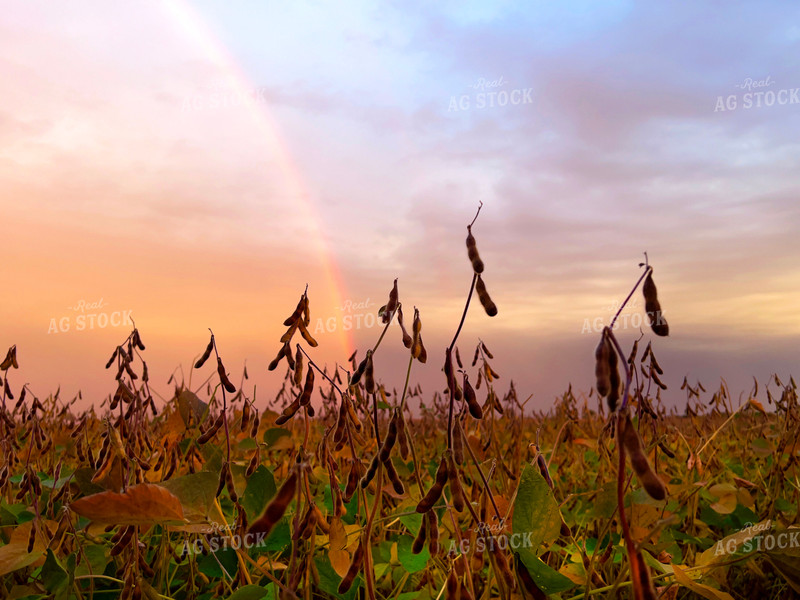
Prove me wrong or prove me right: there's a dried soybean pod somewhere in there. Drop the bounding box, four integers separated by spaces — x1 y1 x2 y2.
411 516 428 554
455 346 463 369
426 509 440 555
350 354 369 387
619 412 666 501
299 368 315 406
225 462 238 502
195 337 214 369
607 340 620 412
480 342 493 359
642 269 669 337
215 461 229 498
267 345 286 371
491 544 516 592
250 410 260 438
595 331 611 398
379 410 398 463
466 225 484 273
472 345 480 367
293 347 304 387
417 335 428 364
249 470 298 536
246 446 260 478
446 567 459 598
416 453 449 513
463 375 482 419
444 349 456 397
284 343 296 370
452 419 464 465
384 458 405 495
360 455 379 489
475 275 498 317
411 309 422 358
217 358 236 393
383 278 399 323
344 460 360 502
283 295 305 326
105 347 119 369
364 351 375 394
389 413 406 463
241 401 251 432
338 539 364 594
397 305 413 348
628 339 639 365
297 320 319 347
448 454 466 512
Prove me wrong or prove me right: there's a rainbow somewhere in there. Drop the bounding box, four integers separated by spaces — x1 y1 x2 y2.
160 0 355 357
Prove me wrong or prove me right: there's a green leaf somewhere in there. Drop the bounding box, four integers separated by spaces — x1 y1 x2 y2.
516 550 575 595
263 428 291 448
227 584 270 600
39 549 68 595
160 471 219 519
197 547 238 579
512 464 561 551
397 535 429 573
314 554 358 600
74 544 108 578
242 466 277 522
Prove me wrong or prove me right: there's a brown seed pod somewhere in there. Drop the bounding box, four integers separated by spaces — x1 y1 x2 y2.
105 347 119 369
411 516 428 554
360 455 380 489
297 320 319 347
446 567 459 598
619 412 666 501
384 458 405 495
490 543 516 593
299 368 315 406
195 337 214 369
466 226 484 273
475 276 498 317
215 461 229 498
344 460 361 503
293 348 304 387
480 342 494 359
594 332 612 398
246 447 260 478
452 419 464 465
416 453 449 513
383 278 399 324
426 509 440 555
515 553 546 599
268 343 289 372
628 339 639 365
397 305 413 348
364 352 375 394
250 410 260 438
248 470 298 536
642 270 669 337
472 345 480 367
463 375 482 419
448 454 466 512
379 410 399 463
417 335 428 364
216 358 236 393
607 338 620 412
225 463 238 502
241 401 251 432
338 539 364 594
396 411 410 460
350 354 369 387
283 295 306 326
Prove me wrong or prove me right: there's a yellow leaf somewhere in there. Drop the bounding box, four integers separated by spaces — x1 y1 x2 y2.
327 517 350 578
673 564 735 600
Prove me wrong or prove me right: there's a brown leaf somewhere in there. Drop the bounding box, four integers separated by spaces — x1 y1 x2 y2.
70 483 185 525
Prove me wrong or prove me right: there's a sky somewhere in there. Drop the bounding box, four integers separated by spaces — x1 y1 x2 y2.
1 0 799 413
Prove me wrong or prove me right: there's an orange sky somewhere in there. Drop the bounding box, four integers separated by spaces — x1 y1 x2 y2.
2 1 799 412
